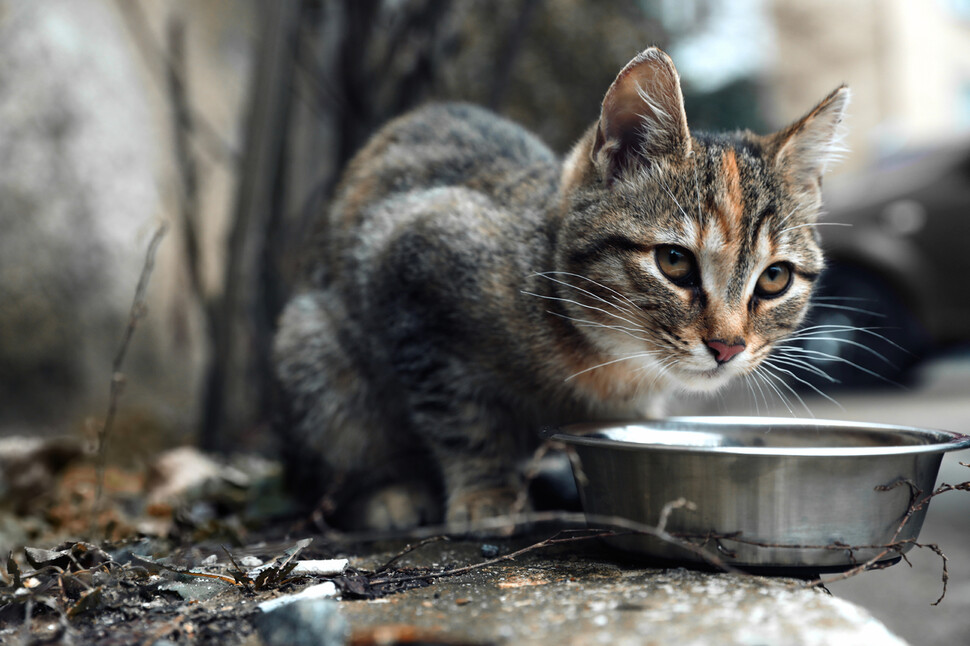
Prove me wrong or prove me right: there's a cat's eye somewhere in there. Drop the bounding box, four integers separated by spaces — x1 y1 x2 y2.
656 245 697 284
755 263 792 298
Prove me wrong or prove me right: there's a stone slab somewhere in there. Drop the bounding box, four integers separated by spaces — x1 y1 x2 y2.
340 541 908 646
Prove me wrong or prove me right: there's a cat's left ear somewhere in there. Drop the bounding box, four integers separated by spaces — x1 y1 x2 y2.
592 48 692 184
768 85 850 194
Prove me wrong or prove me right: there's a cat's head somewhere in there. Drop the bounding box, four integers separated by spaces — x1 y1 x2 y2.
551 48 848 394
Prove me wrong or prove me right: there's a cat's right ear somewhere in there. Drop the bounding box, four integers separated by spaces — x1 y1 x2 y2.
591 48 692 184
767 85 850 196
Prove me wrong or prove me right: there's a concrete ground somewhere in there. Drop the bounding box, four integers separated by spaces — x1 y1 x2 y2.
340 540 906 646
710 353 970 646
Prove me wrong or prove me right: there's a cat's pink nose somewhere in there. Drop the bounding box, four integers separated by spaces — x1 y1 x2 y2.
705 339 746 364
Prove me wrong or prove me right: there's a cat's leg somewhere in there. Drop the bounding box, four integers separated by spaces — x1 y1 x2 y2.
408 390 530 527
274 289 442 530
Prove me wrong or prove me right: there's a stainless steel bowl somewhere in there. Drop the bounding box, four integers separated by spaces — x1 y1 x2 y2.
554 417 970 571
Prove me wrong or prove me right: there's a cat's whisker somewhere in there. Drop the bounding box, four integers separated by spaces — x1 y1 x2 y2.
564 351 660 382
773 346 904 388
545 310 656 344
655 329 686 349
812 296 873 302
756 365 805 417
761 363 814 417
808 302 885 318
765 353 839 383
644 356 680 389
743 370 770 414
762 358 843 411
752 367 796 417
567 322 651 341
634 352 670 373
774 205 803 231
741 374 761 416
524 279 638 320
753 371 772 413
785 324 910 354
776 335 897 367
532 271 641 313
521 290 642 329
791 322 894 336
778 222 852 234
657 176 691 221
784 325 904 350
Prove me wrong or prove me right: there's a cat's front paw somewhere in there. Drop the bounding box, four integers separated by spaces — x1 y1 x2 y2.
445 486 523 534
343 482 441 531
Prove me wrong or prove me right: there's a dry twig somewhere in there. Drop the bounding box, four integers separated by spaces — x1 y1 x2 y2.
796 477 970 605
114 0 237 165
91 224 168 534
376 536 451 574
326 467 970 605
367 528 623 587
328 509 739 578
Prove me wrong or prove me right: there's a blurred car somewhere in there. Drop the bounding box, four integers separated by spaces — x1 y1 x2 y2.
795 139 970 389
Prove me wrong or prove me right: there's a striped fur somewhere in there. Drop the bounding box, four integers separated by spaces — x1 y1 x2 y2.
274 48 849 530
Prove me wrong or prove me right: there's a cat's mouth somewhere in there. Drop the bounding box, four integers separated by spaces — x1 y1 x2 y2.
695 367 723 378
681 366 726 379
670 362 742 392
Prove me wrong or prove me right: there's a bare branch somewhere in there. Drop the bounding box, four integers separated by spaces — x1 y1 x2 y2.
796 479 970 604
657 498 697 534
321 475 970 606
376 536 451 574
165 17 206 311
322 509 739 575
114 0 237 166
92 224 169 534
367 528 626 587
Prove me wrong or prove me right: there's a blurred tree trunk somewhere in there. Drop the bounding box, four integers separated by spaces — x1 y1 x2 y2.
201 0 454 451
200 0 300 451
287 0 454 250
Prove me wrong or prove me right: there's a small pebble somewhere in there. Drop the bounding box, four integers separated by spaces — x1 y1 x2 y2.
481 544 500 558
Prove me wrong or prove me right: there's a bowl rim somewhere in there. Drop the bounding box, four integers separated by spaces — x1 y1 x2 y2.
552 416 970 457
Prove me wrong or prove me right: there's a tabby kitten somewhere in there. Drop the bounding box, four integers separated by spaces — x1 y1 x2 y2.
274 48 849 530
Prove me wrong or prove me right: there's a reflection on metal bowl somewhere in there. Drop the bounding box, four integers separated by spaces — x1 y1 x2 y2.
554 417 970 572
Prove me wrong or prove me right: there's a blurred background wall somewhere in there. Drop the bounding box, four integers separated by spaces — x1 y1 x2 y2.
772 0 970 168
1 0 968 454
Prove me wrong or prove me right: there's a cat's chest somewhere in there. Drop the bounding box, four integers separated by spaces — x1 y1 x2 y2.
546 339 667 419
